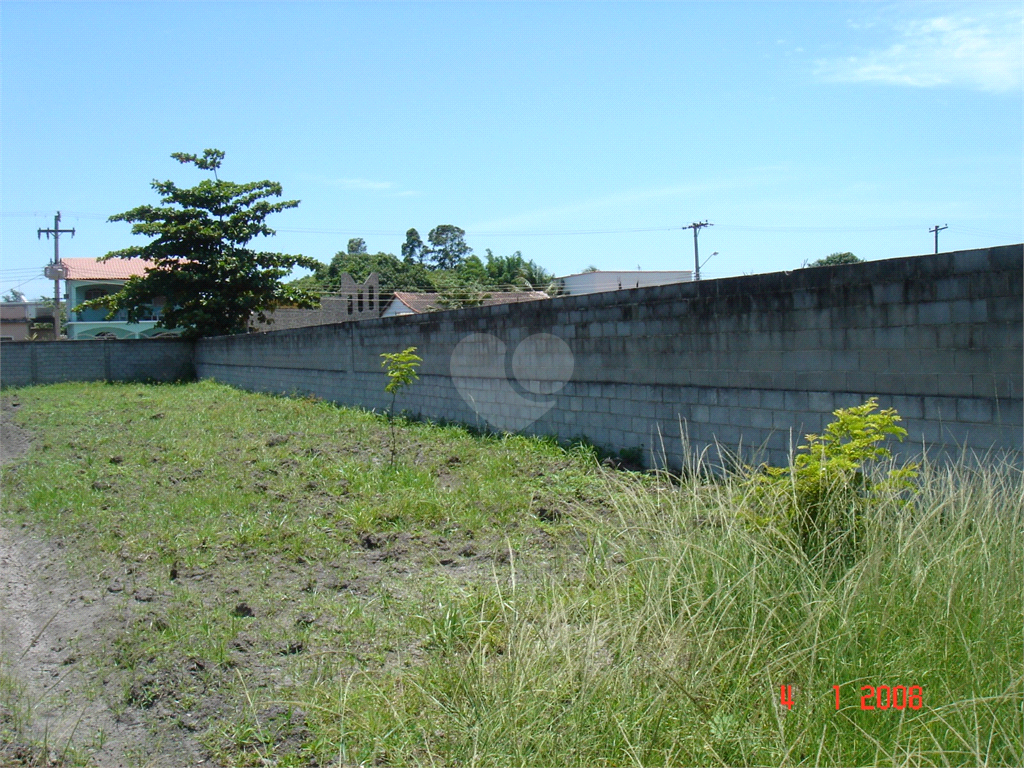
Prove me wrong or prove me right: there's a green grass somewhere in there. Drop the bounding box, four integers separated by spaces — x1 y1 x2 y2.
2 380 1021 766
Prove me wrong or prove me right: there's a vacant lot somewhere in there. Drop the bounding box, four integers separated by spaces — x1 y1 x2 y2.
1 381 1021 767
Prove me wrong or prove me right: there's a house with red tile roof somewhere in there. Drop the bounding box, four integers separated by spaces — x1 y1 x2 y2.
61 257 182 339
382 290 549 318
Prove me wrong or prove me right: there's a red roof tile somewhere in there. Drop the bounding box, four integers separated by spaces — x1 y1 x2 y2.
60 257 154 280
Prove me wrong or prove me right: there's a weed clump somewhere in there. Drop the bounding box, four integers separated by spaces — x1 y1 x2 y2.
743 397 919 563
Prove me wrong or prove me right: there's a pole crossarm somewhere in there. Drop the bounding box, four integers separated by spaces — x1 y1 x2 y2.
38 211 76 260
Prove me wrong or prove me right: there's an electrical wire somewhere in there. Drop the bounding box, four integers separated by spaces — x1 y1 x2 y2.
0 211 108 220
1 276 48 292
275 223 948 237
4 212 1018 239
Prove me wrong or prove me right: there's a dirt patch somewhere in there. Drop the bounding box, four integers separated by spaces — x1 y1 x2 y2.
1 401 207 766
0 401 32 466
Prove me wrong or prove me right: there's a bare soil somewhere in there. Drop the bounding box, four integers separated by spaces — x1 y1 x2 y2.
1 401 208 767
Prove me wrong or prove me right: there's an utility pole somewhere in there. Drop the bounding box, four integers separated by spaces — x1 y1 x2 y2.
39 211 75 338
929 224 948 254
684 221 712 280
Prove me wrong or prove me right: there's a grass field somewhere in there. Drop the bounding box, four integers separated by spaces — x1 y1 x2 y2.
1 380 1021 766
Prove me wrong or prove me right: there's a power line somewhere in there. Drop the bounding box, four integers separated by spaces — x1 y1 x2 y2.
1 211 108 220
956 226 1022 241
275 223 932 238
2 276 48 292
276 225 684 237
717 224 922 233
0 214 999 238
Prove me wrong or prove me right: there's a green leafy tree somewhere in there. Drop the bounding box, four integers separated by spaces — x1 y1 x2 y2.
312 250 433 295
380 346 423 465
434 286 491 311
425 225 472 270
457 254 488 285
483 250 553 290
521 260 553 290
484 250 526 286
347 237 368 255
401 228 425 265
810 252 862 267
424 270 489 310
1 289 26 302
78 149 319 338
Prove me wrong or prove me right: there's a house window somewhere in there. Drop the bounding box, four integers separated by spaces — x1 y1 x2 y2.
84 288 110 301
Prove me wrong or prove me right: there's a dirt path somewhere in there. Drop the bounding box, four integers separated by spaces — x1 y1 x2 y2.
1 403 207 767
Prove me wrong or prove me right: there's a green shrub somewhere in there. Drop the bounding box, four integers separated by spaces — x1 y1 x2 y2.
745 397 919 561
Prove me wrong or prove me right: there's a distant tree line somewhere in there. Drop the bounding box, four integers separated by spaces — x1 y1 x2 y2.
290 225 555 303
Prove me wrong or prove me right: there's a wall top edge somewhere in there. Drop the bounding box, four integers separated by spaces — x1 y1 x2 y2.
0 337 194 345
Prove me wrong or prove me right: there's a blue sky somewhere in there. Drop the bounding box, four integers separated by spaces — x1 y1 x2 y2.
2 1 1021 299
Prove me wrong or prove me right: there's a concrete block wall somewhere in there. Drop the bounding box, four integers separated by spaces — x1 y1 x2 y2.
0 338 195 388
196 245 1023 468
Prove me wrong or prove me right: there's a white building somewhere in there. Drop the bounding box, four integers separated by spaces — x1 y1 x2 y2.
0 300 55 341
552 270 693 296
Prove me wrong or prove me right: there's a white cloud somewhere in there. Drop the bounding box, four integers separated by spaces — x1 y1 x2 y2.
466 185 701 233
466 169 795 234
330 178 393 191
308 176 418 196
816 10 1023 92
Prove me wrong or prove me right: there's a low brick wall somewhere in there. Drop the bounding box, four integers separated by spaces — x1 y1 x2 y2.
0 338 195 388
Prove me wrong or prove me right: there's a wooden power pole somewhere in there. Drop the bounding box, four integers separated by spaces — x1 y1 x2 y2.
929 224 948 254
39 211 75 338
